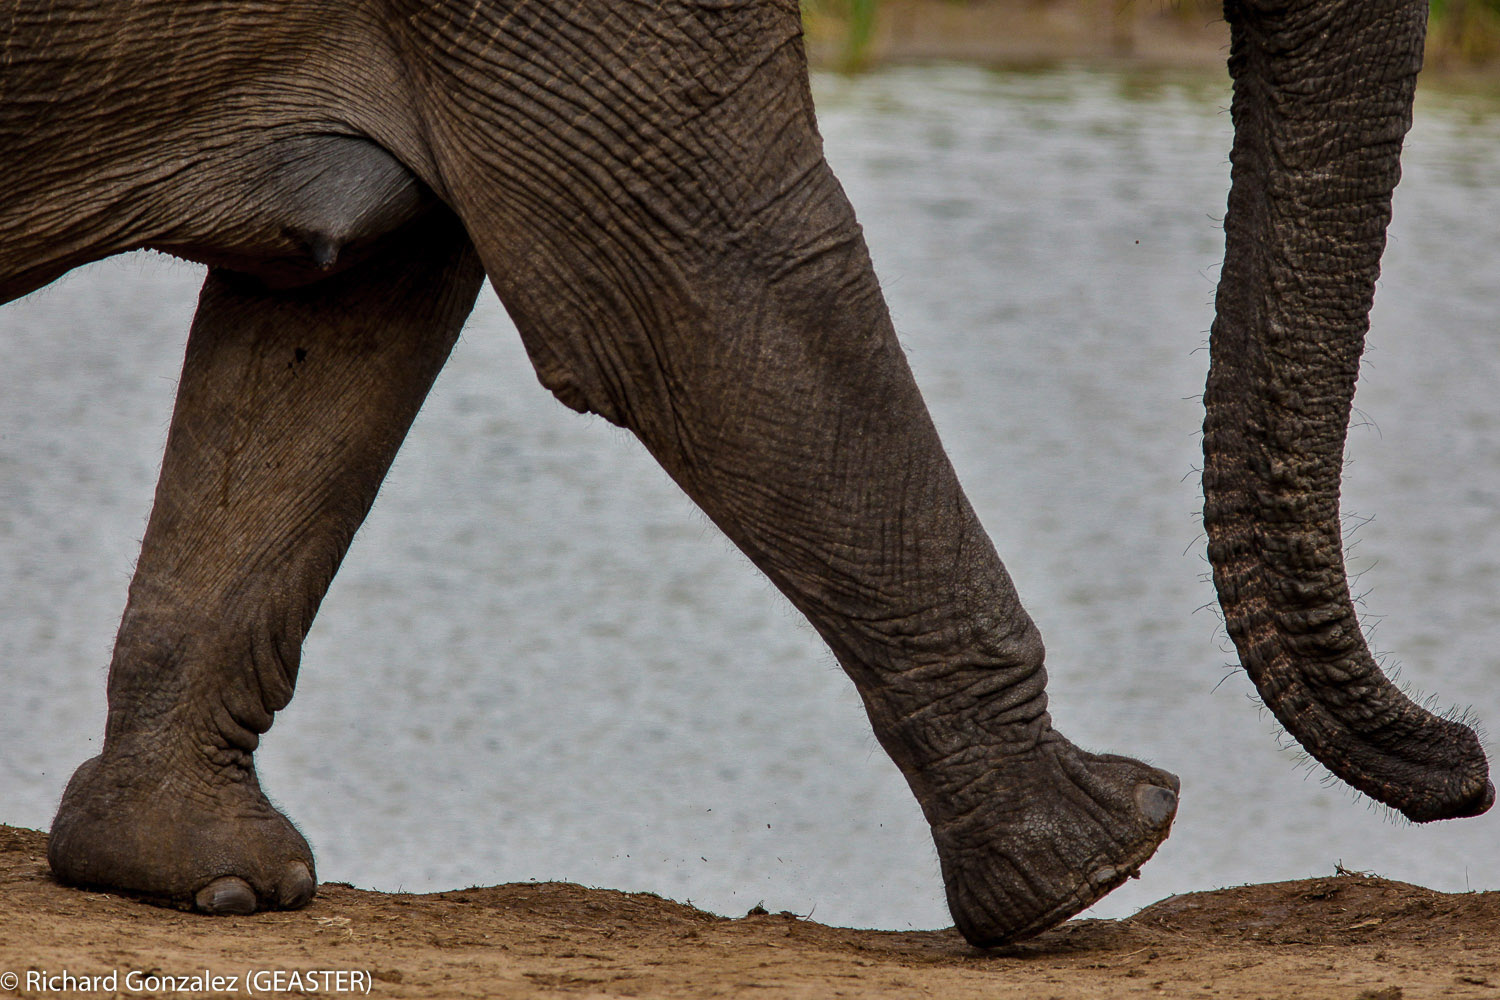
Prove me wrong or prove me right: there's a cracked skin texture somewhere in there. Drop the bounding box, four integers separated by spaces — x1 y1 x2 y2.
3 825 1500 999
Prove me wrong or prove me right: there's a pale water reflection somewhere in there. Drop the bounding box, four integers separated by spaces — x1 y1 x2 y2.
1 65 1497 929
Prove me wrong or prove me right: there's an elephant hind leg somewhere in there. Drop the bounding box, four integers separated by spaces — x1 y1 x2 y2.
48 209 485 914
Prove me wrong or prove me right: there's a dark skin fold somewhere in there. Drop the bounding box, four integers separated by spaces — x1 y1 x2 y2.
15 0 1482 946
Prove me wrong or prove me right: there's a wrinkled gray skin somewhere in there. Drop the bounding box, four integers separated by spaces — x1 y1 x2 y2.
1207 0 1493 825
0 0 1187 946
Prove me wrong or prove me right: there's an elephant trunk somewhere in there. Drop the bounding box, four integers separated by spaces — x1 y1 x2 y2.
1204 0 1492 822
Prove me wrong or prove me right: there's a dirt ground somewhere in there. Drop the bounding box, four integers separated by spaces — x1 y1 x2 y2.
3 826 1498 999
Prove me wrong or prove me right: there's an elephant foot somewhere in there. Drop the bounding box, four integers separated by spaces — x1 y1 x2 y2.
924 731 1178 947
48 746 316 915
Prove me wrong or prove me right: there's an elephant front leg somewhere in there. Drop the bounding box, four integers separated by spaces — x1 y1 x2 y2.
705 311 1179 944
468 180 1177 945
397 0 1175 940
681 292 1181 946
47 213 484 914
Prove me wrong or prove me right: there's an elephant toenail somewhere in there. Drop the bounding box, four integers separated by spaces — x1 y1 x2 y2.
1089 865 1119 886
1135 783 1178 828
195 876 256 915
278 862 315 909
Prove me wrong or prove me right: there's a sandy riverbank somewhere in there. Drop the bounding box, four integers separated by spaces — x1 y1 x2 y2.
3 825 1498 999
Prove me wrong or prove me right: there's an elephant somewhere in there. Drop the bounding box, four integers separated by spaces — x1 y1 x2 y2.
1207 0 1493 826
0 0 1181 945
9 0 1489 949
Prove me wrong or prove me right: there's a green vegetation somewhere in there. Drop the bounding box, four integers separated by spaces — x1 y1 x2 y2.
802 0 1500 72
1428 0 1500 65
801 0 880 72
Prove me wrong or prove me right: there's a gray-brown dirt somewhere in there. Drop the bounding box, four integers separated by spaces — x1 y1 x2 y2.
3 825 1498 999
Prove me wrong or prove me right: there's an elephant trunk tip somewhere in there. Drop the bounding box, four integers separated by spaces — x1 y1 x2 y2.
1393 705 1494 822
1397 775 1494 823
1450 778 1496 819
1246 649 1492 824
1336 709 1493 824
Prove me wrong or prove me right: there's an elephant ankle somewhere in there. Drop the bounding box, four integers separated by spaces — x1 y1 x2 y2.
97 723 259 789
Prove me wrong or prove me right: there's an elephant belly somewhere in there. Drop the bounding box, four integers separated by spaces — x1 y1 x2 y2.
149 134 441 288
